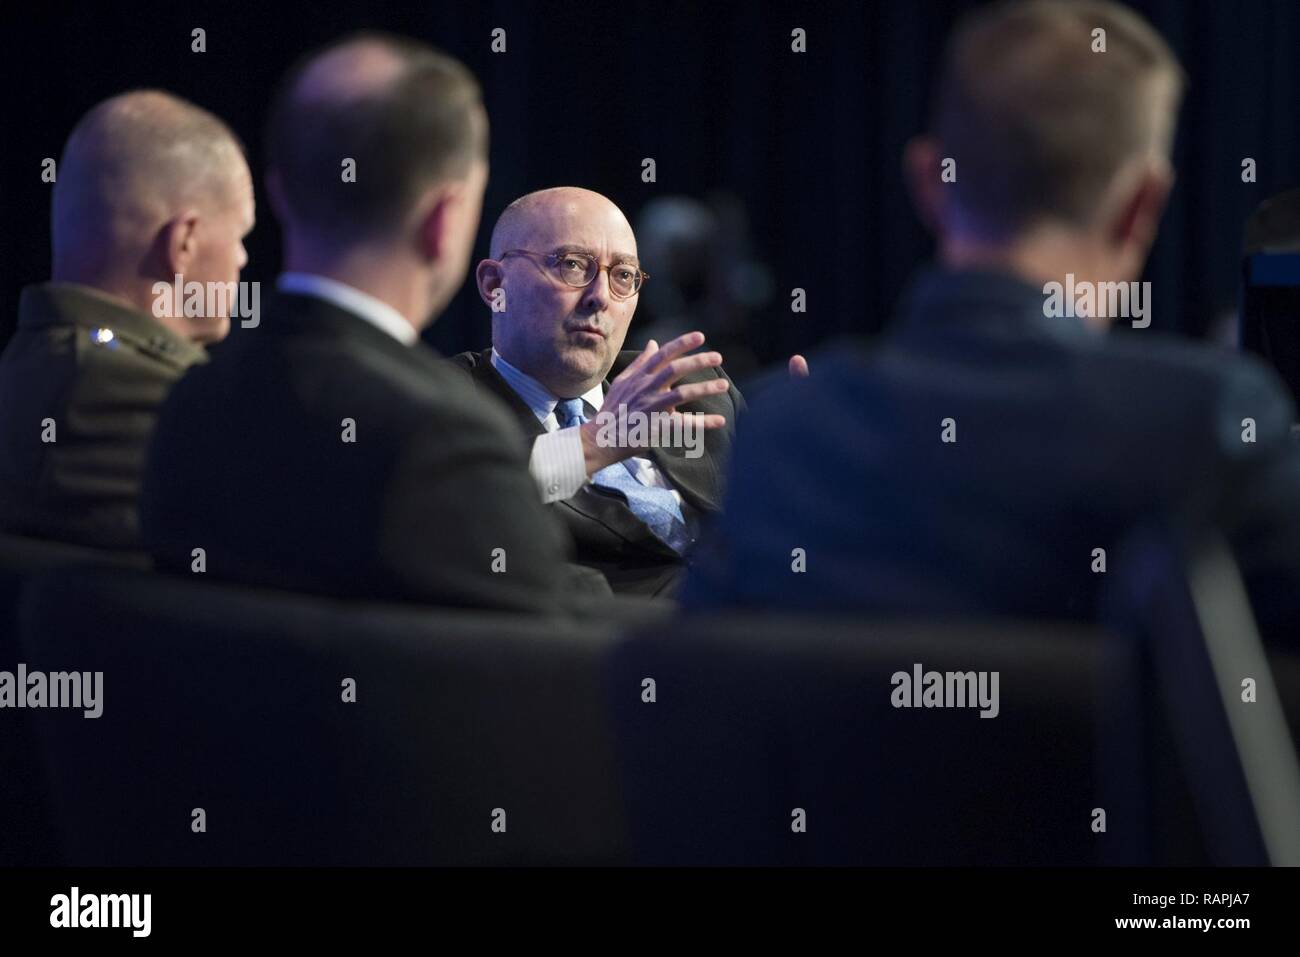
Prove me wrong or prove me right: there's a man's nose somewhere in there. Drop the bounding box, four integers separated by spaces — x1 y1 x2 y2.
579 268 610 313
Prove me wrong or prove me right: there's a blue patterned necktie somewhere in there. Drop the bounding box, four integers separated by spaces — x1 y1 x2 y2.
554 398 691 554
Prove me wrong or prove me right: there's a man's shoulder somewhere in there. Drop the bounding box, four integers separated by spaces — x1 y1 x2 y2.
1080 331 1295 423
158 327 527 475
177 319 497 429
446 347 509 396
0 319 196 428
771 330 1296 451
749 326 1292 402
442 347 538 423
75 325 204 387
33 283 205 372
1095 328 1276 379
448 347 493 372
300 338 504 433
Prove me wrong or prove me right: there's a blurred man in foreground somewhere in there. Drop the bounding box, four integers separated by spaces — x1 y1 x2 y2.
684 0 1300 638
142 35 594 612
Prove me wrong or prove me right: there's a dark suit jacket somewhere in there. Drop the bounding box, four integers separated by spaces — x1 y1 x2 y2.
0 283 206 551
683 267 1300 637
141 291 583 614
451 348 744 596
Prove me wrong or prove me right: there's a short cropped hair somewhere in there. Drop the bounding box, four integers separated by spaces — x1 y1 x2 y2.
52 90 244 257
265 31 487 242
932 0 1185 238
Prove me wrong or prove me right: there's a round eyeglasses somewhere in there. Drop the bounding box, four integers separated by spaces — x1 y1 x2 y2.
500 249 648 300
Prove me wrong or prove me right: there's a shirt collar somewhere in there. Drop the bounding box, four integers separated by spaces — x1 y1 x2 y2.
277 272 418 346
490 348 605 425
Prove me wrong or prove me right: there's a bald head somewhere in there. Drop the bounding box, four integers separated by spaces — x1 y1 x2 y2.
266 31 487 245
479 188 642 396
52 90 247 269
50 90 253 344
295 38 409 102
490 187 637 261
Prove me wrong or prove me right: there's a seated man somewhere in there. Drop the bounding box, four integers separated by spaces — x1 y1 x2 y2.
142 35 588 613
682 0 1300 638
454 187 744 596
0 91 253 552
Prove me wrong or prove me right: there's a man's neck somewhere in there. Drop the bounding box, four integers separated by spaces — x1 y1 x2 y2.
282 245 427 336
941 225 1104 290
491 344 603 400
51 266 152 317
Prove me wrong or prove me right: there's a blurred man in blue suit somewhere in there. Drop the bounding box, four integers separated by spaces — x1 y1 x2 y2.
683 0 1300 636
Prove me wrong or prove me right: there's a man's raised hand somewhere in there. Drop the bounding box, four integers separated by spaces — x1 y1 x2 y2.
579 331 729 475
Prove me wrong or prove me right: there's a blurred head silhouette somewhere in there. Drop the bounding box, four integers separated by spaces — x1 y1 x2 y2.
905 0 1185 323
266 32 489 332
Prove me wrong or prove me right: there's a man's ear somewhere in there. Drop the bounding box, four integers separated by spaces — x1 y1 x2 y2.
160 209 201 276
416 183 464 263
475 257 503 308
1109 158 1173 258
903 135 945 236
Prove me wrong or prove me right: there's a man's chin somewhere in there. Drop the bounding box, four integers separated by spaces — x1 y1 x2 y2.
557 344 612 383
196 316 232 345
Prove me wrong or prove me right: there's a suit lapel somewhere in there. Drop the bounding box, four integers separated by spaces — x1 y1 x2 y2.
464 348 714 557
648 444 720 513
469 355 549 438
562 486 676 555
469 354 672 554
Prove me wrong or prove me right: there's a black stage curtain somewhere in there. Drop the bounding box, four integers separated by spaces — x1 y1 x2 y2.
3 0 1299 372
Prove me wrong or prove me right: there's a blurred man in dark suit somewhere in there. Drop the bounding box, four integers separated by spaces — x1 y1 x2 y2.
454 187 744 596
142 35 588 612
0 91 253 552
683 0 1300 636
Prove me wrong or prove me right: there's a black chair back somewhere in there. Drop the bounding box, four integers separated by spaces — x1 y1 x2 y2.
18 565 627 865
608 615 1113 864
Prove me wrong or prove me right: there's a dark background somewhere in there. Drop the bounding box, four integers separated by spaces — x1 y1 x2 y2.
2 0 1298 379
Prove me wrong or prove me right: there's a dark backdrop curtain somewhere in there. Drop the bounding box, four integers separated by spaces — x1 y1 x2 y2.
3 0 1298 376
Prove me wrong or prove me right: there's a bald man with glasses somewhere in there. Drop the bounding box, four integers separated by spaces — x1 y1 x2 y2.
453 187 745 597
